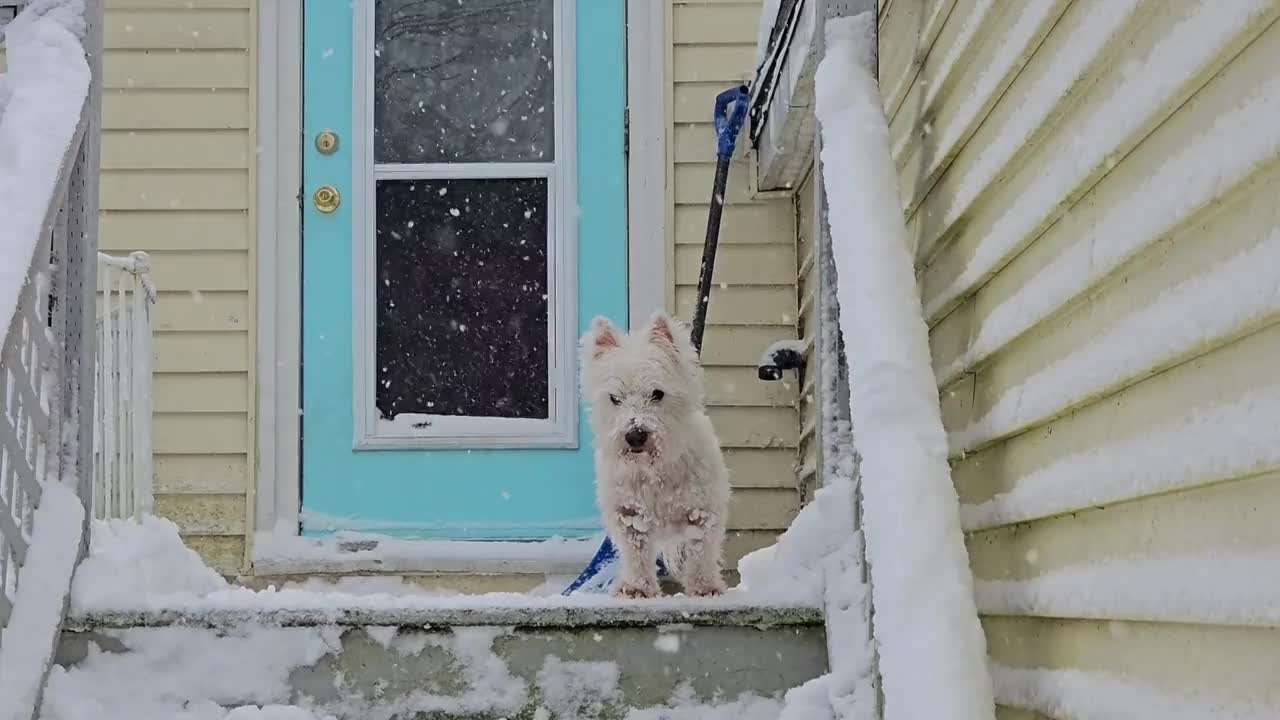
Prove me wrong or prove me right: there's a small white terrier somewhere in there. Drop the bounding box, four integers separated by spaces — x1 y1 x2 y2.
580 311 731 598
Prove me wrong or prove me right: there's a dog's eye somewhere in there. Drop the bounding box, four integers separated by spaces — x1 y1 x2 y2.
650 389 665 402
609 394 621 406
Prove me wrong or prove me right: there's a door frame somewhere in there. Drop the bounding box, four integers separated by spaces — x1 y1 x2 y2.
253 0 670 540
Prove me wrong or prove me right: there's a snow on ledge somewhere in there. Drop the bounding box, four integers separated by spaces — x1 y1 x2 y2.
71 515 819 623
252 527 600 576
0 0 89 341
815 11 996 719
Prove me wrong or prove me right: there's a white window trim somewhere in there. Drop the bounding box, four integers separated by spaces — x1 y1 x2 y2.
351 0 577 450
254 1 668 551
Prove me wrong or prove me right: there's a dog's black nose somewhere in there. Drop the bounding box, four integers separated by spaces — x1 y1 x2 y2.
625 428 649 449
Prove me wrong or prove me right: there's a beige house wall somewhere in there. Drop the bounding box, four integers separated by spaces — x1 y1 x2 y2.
15 0 807 577
671 0 805 568
98 0 255 576
878 0 1280 714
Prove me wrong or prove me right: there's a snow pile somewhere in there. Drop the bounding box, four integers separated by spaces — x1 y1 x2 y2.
40 626 343 720
72 515 229 606
0 0 90 342
991 664 1280 719
814 11 995 720
626 685 783 720
535 657 620 719
0 483 86 720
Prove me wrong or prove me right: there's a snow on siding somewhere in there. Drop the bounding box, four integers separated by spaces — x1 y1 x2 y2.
880 0 1280 712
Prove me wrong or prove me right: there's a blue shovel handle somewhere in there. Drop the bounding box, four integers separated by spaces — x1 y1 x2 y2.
713 85 750 158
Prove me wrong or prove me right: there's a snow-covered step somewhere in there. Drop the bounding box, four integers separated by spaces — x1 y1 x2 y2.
51 604 826 719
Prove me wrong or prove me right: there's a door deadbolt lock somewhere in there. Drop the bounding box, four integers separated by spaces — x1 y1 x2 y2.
315 130 339 154
313 185 341 213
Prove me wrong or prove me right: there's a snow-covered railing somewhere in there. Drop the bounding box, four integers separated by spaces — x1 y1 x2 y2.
0 1 103 718
94 252 155 521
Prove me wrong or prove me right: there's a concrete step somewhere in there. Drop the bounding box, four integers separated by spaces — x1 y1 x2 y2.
55 603 826 719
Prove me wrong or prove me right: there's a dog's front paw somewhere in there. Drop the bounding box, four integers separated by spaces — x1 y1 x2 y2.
686 578 728 597
614 577 661 599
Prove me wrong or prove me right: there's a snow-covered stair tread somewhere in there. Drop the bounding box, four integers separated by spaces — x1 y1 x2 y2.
53 605 826 719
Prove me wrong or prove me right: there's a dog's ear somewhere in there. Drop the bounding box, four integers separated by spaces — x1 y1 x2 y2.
587 316 620 359
647 311 694 355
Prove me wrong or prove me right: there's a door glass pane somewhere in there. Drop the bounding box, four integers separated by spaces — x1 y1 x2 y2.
376 178 550 421
374 0 555 164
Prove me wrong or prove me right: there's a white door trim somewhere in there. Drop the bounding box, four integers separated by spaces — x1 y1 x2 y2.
625 0 670 329
255 0 302 534
254 0 669 544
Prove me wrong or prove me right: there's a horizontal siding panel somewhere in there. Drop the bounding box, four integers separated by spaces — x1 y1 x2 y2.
673 5 761 45
153 291 248 332
728 488 801 530
916 1 1278 321
154 454 249 494
941 222 1280 454
672 45 755 83
673 162 755 205
705 366 798 408
675 284 796 326
968 472 1279 585
725 448 799 488
674 81 743 123
154 413 248 454
709 406 799 448
930 26 1280 387
893 0 1069 219
183 535 244 577
154 373 248 413
154 493 246 535
100 211 249 250
102 129 250 170
104 49 250 89
699 325 798 367
154 332 248 372
879 0 956 122
905 0 1145 259
724 530 783 573
951 321 1280 523
100 170 249 210
674 244 796 285
103 89 249 129
144 251 251 291
674 203 793 244
105 9 251 50
984 617 1280 709
888 0 1001 157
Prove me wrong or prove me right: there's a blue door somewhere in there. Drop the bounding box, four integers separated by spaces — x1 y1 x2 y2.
301 0 626 538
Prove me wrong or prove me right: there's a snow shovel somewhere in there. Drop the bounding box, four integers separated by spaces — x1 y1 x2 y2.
563 85 751 596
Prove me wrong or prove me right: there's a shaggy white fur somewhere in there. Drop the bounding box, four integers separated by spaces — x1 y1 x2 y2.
580 311 731 598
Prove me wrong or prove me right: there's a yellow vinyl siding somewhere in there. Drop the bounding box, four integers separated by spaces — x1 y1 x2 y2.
671 0 802 568
101 0 254 575
880 0 1280 713
792 166 820 502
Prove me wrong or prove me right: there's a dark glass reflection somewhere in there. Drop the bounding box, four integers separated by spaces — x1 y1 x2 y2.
375 178 550 421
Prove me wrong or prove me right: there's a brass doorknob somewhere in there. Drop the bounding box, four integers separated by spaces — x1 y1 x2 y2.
315 130 339 154
313 185 341 213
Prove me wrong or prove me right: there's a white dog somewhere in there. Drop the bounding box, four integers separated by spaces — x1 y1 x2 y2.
580 311 731 598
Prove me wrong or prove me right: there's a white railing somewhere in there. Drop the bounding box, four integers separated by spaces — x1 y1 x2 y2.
0 1 103 718
94 251 155 521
